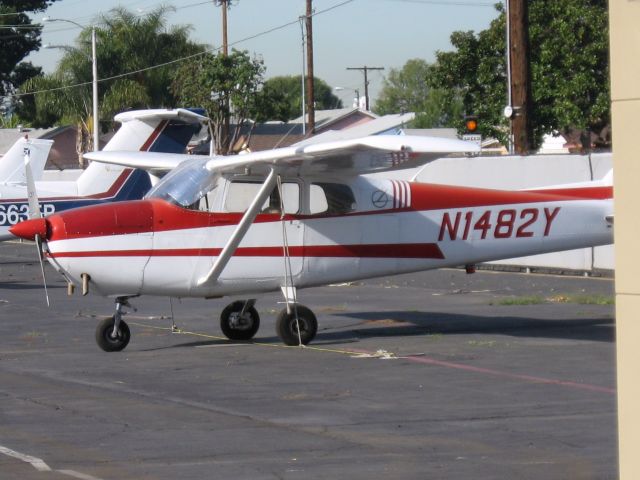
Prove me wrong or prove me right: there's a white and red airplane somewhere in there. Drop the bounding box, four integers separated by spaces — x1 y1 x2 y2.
0 108 207 240
10 135 614 351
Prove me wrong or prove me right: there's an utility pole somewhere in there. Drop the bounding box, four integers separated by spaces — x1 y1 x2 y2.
305 0 315 134
346 66 384 111
215 0 229 55
507 0 532 154
215 0 232 153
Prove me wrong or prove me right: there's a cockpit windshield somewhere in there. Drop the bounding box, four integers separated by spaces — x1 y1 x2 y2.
144 157 217 208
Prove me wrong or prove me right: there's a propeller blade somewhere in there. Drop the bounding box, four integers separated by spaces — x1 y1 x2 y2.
34 234 50 307
25 144 49 306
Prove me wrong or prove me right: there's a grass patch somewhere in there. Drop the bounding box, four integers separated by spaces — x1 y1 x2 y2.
549 294 614 305
492 294 615 306
495 296 546 306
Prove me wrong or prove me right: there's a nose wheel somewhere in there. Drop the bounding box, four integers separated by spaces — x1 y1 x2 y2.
95 316 131 352
95 297 133 352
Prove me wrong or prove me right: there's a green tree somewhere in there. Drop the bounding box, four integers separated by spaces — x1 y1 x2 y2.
259 75 342 122
374 58 463 128
172 49 266 154
18 6 203 159
428 1 610 148
0 1 60 98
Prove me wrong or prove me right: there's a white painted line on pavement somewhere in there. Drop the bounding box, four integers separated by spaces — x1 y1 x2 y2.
0 444 52 472
0 445 105 480
58 469 104 480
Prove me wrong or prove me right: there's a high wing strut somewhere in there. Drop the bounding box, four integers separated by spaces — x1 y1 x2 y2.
196 168 278 286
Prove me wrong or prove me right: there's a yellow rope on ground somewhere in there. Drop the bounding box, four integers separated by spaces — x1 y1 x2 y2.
128 321 373 357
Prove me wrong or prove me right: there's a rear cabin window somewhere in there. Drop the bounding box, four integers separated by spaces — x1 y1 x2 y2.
224 180 300 214
310 183 356 215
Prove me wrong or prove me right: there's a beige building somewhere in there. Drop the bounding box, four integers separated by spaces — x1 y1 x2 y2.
610 2 640 478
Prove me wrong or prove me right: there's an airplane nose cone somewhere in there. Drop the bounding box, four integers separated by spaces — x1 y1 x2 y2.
10 217 48 241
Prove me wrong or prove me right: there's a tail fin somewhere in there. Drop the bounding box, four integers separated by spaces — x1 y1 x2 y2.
77 108 207 197
104 108 208 153
0 137 53 184
111 169 153 201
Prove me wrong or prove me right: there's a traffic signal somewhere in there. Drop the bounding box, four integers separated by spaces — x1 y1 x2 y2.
464 115 478 134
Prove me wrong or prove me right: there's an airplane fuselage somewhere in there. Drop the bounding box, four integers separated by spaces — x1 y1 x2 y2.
37 177 613 298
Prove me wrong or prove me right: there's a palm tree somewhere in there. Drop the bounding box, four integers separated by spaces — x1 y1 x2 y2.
19 6 203 165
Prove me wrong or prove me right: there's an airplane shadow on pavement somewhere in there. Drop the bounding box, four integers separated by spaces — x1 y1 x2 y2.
319 311 615 344
144 310 614 351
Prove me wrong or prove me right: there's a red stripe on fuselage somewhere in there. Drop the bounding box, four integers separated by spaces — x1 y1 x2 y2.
524 186 613 200
48 243 445 260
408 183 613 211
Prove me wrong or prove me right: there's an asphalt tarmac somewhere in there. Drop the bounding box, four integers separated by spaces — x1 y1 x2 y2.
0 241 616 479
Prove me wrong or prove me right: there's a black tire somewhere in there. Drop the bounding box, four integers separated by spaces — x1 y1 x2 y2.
276 305 318 346
220 301 260 341
95 316 131 352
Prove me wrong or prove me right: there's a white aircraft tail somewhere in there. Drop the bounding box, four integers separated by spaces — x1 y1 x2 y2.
75 108 208 197
0 137 53 185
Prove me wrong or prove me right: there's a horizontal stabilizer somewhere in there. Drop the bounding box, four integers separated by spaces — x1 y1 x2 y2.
83 151 191 174
113 108 209 125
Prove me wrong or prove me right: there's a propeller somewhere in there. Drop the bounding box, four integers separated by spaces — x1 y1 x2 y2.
23 143 50 307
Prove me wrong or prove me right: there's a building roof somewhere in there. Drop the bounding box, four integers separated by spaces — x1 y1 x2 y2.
289 108 378 131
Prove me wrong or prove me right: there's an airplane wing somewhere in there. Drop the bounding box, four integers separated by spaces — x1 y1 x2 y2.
84 135 478 177
206 135 479 176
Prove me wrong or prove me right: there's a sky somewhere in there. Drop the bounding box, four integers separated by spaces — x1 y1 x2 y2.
26 0 499 107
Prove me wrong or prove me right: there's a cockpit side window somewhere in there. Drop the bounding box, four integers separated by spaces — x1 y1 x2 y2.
224 180 300 214
309 183 356 215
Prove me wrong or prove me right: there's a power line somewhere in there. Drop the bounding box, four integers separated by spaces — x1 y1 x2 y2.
15 0 356 98
384 0 495 6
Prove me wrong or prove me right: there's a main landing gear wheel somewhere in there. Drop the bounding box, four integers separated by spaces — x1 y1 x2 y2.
276 305 318 346
95 316 131 352
220 300 260 341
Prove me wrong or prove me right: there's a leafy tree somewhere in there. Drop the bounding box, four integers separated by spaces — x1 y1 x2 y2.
374 58 463 128
1 0 59 116
529 0 609 146
428 1 610 148
259 75 342 122
17 6 203 160
172 49 266 154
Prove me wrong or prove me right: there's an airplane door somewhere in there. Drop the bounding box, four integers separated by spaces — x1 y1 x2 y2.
218 178 304 282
